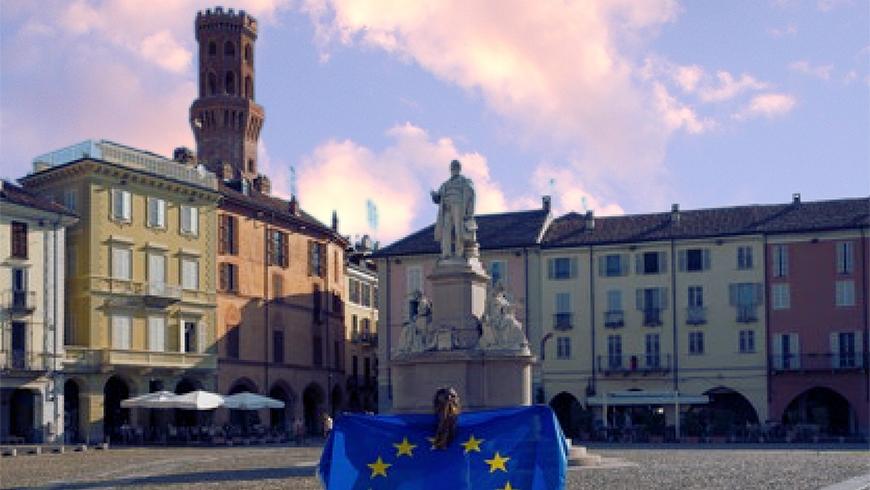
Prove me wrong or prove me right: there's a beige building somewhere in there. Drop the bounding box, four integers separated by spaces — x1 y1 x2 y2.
344 236 379 412
21 140 221 443
0 181 77 443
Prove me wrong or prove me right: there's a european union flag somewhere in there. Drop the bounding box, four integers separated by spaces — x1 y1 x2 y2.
318 405 568 490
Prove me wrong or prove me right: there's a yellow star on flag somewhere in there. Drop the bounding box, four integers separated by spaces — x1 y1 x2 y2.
461 434 484 453
393 437 417 457
367 456 391 478
498 482 518 490
484 452 510 473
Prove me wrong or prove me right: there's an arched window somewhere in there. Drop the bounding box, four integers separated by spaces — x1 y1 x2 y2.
224 41 235 57
208 72 217 95
225 71 235 95
244 76 253 99
238 112 245 129
244 44 252 65
208 41 217 56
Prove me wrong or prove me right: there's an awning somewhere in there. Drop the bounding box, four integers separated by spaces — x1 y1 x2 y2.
587 390 709 406
222 392 285 410
120 390 177 409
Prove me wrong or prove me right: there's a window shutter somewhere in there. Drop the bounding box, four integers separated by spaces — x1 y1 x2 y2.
636 289 643 310
790 334 800 369
112 189 120 219
596 256 605 277
658 287 668 309
621 254 630 276
282 235 289 267
308 241 314 276
856 331 865 368
197 322 206 353
678 250 687 271
147 198 156 226
569 257 578 279
181 206 190 233
781 247 789 276
729 284 738 306
157 200 165 227
845 243 854 273
218 216 226 254
771 334 783 369
659 252 668 272
830 332 840 368
219 263 227 291
190 208 198 235
635 254 642 274
232 217 239 255
702 249 711 270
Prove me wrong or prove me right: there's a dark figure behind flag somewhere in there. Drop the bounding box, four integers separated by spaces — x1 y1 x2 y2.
318 404 568 489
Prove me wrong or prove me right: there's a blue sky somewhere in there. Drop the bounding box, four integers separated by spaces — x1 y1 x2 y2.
1 0 867 243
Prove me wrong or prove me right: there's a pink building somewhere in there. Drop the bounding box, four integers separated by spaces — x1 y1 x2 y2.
766 196 869 438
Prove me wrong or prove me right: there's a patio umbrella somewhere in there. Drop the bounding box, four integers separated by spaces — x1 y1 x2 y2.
120 390 178 409
170 390 224 410
223 392 285 410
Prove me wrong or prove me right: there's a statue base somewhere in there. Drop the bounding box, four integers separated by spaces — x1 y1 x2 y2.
391 350 535 413
428 257 488 349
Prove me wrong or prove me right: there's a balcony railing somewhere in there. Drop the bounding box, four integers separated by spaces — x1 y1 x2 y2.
64 346 216 371
736 305 758 323
553 313 573 331
597 354 672 375
1 351 46 371
139 282 182 307
686 306 707 325
3 290 36 314
770 352 867 372
352 332 378 346
604 310 624 328
643 308 663 326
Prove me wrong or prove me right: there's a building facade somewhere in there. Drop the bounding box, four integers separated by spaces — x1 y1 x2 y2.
344 237 379 413
21 140 221 443
0 181 77 443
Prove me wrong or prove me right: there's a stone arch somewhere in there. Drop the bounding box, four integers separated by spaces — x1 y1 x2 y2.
208 71 218 96
7 388 37 442
700 386 759 435
103 375 131 442
224 40 235 57
208 41 217 56
783 387 857 436
63 379 82 443
228 377 260 429
269 380 296 432
302 383 325 435
225 71 236 96
549 391 581 438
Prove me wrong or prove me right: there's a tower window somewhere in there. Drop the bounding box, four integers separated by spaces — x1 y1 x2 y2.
208 72 217 95
244 75 253 99
224 41 235 57
225 71 235 95
238 112 245 129
244 44 252 64
208 41 216 56
247 159 254 174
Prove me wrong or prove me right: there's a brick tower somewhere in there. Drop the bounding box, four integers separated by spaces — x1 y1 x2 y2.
190 7 264 181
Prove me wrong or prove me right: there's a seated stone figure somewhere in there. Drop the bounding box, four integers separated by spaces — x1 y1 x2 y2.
478 283 528 350
395 291 433 355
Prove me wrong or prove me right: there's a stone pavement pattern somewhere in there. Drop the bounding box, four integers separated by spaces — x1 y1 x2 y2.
1 446 868 489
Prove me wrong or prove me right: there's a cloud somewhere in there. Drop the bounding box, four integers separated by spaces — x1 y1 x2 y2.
653 83 716 134
817 0 853 11
734 93 796 120
526 163 625 217
789 60 834 80
768 23 798 38
673 65 704 93
696 71 769 103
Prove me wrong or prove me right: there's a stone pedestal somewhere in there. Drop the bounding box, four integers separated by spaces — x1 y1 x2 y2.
427 258 488 350
391 350 535 413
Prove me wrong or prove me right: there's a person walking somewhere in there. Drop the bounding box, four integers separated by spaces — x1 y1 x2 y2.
322 412 333 439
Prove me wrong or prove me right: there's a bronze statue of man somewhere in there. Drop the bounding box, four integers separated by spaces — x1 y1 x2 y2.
431 160 475 259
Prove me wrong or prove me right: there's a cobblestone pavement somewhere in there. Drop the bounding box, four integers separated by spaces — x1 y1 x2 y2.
1 445 868 489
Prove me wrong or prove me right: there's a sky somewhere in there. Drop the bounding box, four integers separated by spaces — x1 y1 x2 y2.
1 0 868 244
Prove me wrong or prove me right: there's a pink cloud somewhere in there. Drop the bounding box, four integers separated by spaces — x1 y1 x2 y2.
734 93 797 120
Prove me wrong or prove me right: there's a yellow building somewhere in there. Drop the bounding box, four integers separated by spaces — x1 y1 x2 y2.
21 140 221 443
344 236 379 412
542 207 767 440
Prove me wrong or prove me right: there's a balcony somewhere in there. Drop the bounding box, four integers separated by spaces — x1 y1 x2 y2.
597 354 672 376
686 306 707 325
139 282 182 307
643 308 663 327
553 312 573 331
3 290 36 314
770 352 867 373
64 346 216 371
604 310 624 328
1 351 46 371
352 332 378 347
736 305 758 323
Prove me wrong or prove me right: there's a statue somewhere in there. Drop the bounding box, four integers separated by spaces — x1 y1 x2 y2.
395 291 432 355
432 387 460 449
431 160 476 259
478 283 529 351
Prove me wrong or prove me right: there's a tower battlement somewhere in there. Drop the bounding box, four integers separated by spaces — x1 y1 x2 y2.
196 7 258 36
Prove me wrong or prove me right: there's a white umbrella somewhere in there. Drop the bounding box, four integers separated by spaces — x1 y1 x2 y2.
121 390 178 409
223 392 285 410
171 390 224 410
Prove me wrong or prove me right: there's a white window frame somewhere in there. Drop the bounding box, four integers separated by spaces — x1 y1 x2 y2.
406 265 423 295
836 242 854 275
835 280 855 307
772 245 788 278
688 331 704 355
111 314 132 350
181 256 199 291
555 292 571 314
63 189 78 212
739 329 755 353
489 260 507 285
111 246 132 281
180 205 199 236
737 246 753 270
147 197 166 228
556 337 571 359
772 283 790 310
111 188 132 223
148 315 166 352
606 290 622 312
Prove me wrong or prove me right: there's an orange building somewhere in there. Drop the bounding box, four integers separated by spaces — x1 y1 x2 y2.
189 7 348 435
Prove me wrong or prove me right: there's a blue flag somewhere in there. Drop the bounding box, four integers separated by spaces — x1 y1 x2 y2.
318 405 568 490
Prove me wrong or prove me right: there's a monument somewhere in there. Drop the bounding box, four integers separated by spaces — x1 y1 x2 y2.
390 160 535 413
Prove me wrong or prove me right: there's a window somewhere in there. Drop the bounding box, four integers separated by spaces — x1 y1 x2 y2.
63 189 78 212
111 189 131 222
555 293 572 330
352 355 359 379
218 215 238 255
226 327 239 359
111 246 132 280
180 206 199 236
224 40 235 57
373 287 379 308
308 241 326 277
636 251 667 274
739 330 755 353
349 278 361 304
549 257 575 280
599 254 628 277
147 197 166 228
833 332 858 368
148 316 165 352
313 335 323 366
730 283 762 322
361 283 372 307
407 266 422 295
636 287 667 326
244 43 252 64
607 335 622 368
687 286 705 324
772 245 788 277
111 314 132 350
364 357 371 383
313 285 323 323
688 286 704 307
605 290 623 327
334 251 339 282
183 320 199 353
688 331 704 355
268 230 289 267
737 246 753 270
11 268 28 309
219 263 238 292
351 315 359 337
773 333 800 369
645 333 660 368
679 248 710 272
273 330 284 364
181 257 199 290
836 242 854 274
836 280 855 306
556 337 571 359
11 221 27 258
490 260 507 285
208 41 217 56
772 284 790 310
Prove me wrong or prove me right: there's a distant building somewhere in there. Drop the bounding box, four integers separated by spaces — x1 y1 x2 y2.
21 140 221 443
189 7 349 436
0 181 77 443
344 236 379 413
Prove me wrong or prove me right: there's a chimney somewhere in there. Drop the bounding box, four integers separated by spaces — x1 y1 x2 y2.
331 210 339 232
254 174 271 195
792 192 801 205
671 203 680 224
585 210 595 230
289 195 299 216
542 195 551 212
173 147 196 167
